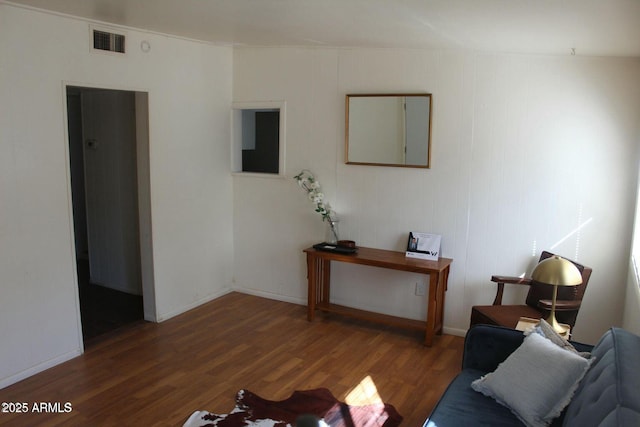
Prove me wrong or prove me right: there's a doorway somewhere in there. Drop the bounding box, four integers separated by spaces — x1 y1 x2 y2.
66 86 154 345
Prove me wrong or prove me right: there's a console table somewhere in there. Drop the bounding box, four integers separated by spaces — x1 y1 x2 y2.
303 246 453 346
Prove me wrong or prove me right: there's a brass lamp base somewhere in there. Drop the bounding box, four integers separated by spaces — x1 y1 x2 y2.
546 313 571 336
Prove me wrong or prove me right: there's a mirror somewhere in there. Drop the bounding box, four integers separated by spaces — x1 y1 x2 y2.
345 94 432 168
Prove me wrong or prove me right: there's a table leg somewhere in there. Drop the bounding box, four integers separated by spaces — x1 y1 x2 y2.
306 253 316 321
424 266 450 345
438 265 450 333
321 259 331 305
425 272 438 346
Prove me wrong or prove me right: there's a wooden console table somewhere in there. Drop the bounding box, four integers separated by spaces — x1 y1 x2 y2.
303 246 452 346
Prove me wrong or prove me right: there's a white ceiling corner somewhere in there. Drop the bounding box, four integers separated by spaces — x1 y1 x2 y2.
5 0 640 57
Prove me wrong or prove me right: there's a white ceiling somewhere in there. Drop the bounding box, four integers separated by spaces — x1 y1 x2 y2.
6 0 640 57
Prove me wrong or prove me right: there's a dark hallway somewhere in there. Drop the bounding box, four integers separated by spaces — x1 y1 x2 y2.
77 259 144 344
67 87 149 346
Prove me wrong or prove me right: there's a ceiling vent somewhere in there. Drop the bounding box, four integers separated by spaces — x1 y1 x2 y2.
93 29 125 53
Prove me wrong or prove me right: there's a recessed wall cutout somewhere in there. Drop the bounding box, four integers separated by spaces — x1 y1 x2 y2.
232 101 286 176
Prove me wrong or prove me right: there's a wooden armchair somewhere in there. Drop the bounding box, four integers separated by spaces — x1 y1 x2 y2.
470 251 592 331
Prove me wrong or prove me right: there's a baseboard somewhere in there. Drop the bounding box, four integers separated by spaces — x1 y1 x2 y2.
86 280 143 296
0 348 82 390
232 287 306 306
443 326 467 337
155 287 233 322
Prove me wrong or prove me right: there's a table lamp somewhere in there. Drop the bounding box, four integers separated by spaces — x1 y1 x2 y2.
531 255 582 334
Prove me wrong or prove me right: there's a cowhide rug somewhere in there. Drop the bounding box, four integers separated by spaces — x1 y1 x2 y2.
183 388 403 427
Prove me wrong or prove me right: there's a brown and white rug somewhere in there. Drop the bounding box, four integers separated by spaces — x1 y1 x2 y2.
183 388 403 427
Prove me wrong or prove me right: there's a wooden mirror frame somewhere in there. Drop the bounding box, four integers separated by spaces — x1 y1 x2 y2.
345 93 432 168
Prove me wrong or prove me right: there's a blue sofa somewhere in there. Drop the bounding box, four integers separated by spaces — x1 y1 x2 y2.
424 325 640 427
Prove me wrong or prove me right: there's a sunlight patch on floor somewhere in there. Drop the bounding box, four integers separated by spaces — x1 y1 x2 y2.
344 375 383 406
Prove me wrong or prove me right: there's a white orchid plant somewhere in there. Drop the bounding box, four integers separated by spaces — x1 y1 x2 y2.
294 169 338 242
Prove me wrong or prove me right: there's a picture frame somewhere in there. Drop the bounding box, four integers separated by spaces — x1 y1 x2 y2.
406 232 441 261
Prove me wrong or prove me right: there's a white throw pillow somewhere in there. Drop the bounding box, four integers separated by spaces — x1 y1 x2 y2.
471 332 592 427
525 319 590 358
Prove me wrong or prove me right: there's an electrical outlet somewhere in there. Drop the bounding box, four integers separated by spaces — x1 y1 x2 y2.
415 282 426 296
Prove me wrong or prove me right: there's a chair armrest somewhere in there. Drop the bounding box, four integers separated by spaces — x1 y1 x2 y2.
462 325 525 372
538 299 581 312
491 275 533 285
490 276 533 305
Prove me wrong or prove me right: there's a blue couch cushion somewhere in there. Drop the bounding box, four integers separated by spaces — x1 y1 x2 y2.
424 370 523 427
462 325 526 372
563 328 640 427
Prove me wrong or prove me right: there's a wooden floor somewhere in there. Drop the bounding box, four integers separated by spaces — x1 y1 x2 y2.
0 292 464 426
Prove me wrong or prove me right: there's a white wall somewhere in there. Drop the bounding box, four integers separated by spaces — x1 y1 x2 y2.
0 4 234 387
232 47 640 344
